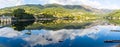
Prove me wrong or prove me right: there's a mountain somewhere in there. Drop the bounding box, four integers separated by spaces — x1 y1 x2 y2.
0 4 112 16
44 4 111 13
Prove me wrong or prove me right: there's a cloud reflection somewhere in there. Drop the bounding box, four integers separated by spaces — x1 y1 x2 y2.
0 27 22 38
2 25 120 46
23 26 100 46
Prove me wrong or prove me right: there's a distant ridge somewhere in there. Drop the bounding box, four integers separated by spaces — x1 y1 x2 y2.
0 4 112 15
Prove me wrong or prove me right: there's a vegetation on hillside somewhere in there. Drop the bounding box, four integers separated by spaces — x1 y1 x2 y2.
0 4 98 20
13 8 35 19
106 10 120 19
106 10 120 25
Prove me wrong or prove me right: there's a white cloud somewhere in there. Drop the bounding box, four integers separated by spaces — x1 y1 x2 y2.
0 0 120 9
103 4 120 9
0 0 24 8
38 0 120 9
38 0 101 8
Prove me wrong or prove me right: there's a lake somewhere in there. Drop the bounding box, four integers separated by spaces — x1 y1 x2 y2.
0 19 120 47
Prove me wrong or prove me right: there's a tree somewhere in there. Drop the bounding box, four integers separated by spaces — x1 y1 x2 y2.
13 8 35 19
13 9 25 19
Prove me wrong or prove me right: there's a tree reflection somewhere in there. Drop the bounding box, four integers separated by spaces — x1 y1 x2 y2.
12 20 34 31
11 19 94 31
26 19 94 30
108 19 120 25
37 20 54 24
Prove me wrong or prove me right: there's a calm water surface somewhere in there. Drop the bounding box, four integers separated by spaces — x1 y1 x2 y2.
0 19 120 47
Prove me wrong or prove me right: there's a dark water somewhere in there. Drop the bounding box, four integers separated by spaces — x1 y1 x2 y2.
0 19 120 47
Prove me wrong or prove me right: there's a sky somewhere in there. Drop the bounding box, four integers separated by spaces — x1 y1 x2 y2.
0 0 120 9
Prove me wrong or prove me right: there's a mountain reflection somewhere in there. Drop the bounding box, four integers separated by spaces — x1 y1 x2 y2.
8 19 94 31
0 25 120 47
26 19 93 30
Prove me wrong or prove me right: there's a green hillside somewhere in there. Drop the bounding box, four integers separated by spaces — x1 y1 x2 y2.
0 4 101 19
106 10 120 19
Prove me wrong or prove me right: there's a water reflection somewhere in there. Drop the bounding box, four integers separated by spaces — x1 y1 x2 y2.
1 19 93 31
20 25 120 47
11 20 34 31
0 27 22 38
0 25 120 47
0 19 120 47
37 20 54 24
26 19 93 30
23 27 100 46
